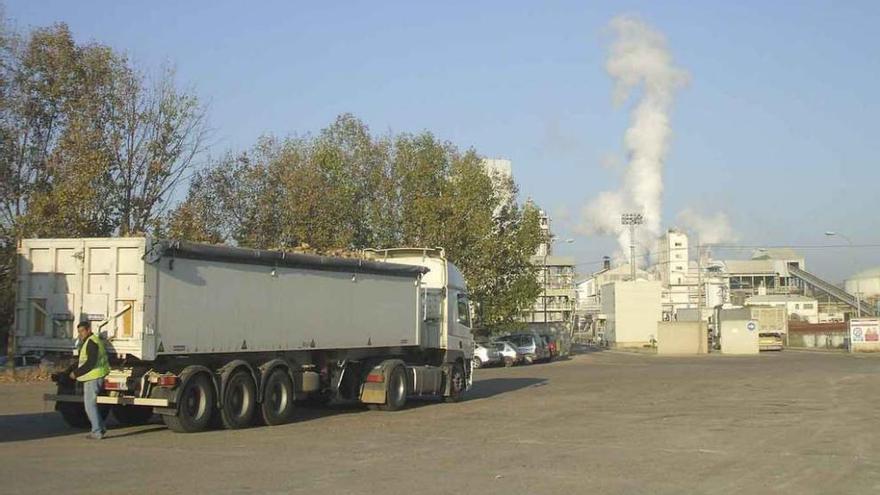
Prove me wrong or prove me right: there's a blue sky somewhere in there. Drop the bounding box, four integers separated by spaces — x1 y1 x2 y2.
6 0 879 281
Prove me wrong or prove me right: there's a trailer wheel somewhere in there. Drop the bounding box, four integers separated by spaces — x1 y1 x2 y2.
443 363 466 403
113 405 155 426
162 374 214 433
378 365 407 411
56 386 111 429
220 370 257 429
57 401 90 429
260 369 294 426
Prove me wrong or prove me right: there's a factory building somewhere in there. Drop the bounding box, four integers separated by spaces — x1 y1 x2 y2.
520 209 576 333
575 259 652 341
745 294 819 324
654 229 729 321
722 248 874 319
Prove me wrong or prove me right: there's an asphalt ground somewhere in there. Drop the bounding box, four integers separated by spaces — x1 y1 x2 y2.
1 349 879 494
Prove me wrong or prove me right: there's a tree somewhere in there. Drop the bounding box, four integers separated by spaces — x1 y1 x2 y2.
0 21 208 349
168 115 544 332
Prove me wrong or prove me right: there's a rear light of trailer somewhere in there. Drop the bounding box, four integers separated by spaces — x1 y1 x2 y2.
365 373 385 383
156 375 178 387
148 374 179 387
103 380 127 391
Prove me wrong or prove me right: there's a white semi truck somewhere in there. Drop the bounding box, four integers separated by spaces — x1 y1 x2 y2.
15 238 474 432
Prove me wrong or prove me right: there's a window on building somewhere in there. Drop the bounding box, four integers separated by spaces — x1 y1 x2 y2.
803 303 814 309
674 242 682 247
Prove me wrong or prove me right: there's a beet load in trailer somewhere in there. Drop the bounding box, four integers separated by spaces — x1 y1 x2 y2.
16 238 474 432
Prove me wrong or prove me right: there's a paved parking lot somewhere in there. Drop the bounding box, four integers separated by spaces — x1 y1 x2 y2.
2 350 879 494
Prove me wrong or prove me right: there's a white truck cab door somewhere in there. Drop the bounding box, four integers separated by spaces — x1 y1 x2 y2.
449 292 474 356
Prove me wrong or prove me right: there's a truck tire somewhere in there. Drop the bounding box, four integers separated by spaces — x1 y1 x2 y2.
57 401 90 429
220 370 257 429
378 365 407 411
162 374 214 433
443 363 466 403
259 369 294 426
57 401 111 429
113 405 155 426
473 357 483 369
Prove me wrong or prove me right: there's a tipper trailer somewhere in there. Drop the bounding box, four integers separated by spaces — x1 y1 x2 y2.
15 238 474 432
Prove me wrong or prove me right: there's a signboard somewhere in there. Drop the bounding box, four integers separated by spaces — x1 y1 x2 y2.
850 318 880 350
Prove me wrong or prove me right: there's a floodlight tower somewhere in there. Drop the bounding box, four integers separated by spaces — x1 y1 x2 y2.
621 213 644 282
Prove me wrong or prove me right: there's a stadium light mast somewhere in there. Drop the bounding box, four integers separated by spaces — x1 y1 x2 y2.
621 213 644 282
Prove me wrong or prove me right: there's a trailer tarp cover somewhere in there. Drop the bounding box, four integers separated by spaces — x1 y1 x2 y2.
150 240 429 278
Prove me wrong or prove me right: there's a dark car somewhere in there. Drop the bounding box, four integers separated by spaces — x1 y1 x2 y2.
496 333 550 364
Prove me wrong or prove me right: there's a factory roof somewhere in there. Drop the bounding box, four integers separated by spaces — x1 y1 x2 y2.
724 259 777 275
530 255 576 267
751 248 803 261
746 294 817 304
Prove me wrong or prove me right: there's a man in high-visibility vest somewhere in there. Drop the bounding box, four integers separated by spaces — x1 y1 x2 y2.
69 321 110 439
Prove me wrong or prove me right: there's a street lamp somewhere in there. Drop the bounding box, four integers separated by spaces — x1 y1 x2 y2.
825 231 861 318
621 213 644 281
544 237 574 336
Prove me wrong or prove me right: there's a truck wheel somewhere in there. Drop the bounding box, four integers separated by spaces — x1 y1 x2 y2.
57 401 110 429
260 369 294 426
503 357 515 368
57 401 91 429
443 363 466 403
378 365 407 411
220 371 257 429
473 357 483 369
113 405 155 426
162 374 214 433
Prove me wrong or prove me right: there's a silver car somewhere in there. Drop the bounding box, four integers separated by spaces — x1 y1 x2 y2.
473 342 502 368
497 333 550 365
492 341 519 367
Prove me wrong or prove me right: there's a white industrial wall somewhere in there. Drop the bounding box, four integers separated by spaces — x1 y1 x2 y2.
720 319 760 355
602 281 662 347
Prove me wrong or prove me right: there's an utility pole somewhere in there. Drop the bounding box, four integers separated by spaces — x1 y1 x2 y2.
621 213 644 281
697 242 703 318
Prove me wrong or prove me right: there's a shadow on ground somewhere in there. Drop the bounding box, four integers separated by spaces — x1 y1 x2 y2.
1 376 547 442
465 377 547 400
0 411 92 442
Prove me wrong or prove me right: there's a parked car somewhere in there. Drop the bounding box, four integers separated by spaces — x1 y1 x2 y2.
0 354 43 368
492 341 520 367
540 334 557 361
496 333 550 364
473 342 502 368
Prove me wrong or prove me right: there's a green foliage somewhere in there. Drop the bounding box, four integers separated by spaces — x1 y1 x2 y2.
0 20 206 342
0 19 542 337
168 115 543 331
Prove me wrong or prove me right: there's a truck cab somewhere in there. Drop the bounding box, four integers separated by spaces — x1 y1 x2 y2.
364 247 475 368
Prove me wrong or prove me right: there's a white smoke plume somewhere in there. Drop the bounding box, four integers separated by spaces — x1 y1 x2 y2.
677 208 737 245
580 15 688 265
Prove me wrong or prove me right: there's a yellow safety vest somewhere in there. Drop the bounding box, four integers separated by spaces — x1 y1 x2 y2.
77 333 110 382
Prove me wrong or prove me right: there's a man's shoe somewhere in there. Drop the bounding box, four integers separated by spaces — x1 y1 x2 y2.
86 432 104 440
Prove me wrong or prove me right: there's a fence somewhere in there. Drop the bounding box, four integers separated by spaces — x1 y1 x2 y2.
787 322 848 350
